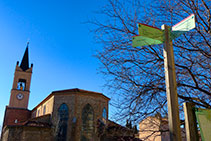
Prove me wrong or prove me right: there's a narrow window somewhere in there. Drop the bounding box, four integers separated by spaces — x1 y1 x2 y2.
43 105 46 115
37 110 40 117
81 104 94 140
57 103 69 141
102 107 107 119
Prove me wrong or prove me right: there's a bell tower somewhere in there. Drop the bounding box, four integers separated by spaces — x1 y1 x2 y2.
9 43 33 109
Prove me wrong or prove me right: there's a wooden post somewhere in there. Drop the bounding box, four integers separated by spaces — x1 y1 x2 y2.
162 24 181 141
183 102 199 141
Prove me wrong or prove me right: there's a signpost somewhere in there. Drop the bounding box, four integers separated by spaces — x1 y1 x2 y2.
162 24 181 141
132 14 195 141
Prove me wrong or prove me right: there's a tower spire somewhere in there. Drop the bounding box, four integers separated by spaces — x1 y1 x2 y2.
20 42 29 71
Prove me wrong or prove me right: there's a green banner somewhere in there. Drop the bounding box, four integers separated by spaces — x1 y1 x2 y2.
132 23 164 47
195 108 211 141
138 23 164 42
132 35 163 47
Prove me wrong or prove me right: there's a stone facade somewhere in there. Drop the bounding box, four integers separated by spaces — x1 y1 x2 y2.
32 89 110 141
2 125 52 141
1 88 111 141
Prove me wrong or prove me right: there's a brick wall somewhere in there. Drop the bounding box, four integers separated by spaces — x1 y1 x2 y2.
3 106 31 127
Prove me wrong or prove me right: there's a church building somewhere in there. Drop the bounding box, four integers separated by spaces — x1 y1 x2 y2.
1 44 136 141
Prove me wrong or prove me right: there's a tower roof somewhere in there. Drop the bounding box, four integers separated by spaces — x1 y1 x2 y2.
20 43 29 71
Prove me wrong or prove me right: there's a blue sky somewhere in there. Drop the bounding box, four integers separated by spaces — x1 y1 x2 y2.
0 0 117 125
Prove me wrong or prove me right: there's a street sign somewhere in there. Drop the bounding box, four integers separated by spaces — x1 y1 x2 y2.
132 35 163 47
172 14 195 31
132 23 164 47
170 14 195 40
133 14 195 47
138 23 164 42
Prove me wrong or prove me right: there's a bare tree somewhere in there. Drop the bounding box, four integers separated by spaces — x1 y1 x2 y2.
90 0 211 125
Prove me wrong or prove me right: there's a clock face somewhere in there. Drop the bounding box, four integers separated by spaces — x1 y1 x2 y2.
16 93 24 100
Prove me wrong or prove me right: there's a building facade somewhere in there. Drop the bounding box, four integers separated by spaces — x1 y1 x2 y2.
1 45 137 141
139 115 186 141
1 45 110 141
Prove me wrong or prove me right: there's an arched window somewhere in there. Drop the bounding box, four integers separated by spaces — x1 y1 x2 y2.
57 103 69 141
81 104 94 141
102 107 107 119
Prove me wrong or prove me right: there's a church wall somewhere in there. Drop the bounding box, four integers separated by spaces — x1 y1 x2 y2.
1 126 23 141
1 126 52 141
21 126 52 141
49 92 109 141
51 93 76 141
75 93 109 141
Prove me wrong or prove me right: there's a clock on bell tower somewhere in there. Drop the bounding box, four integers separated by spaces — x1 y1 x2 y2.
9 43 33 109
